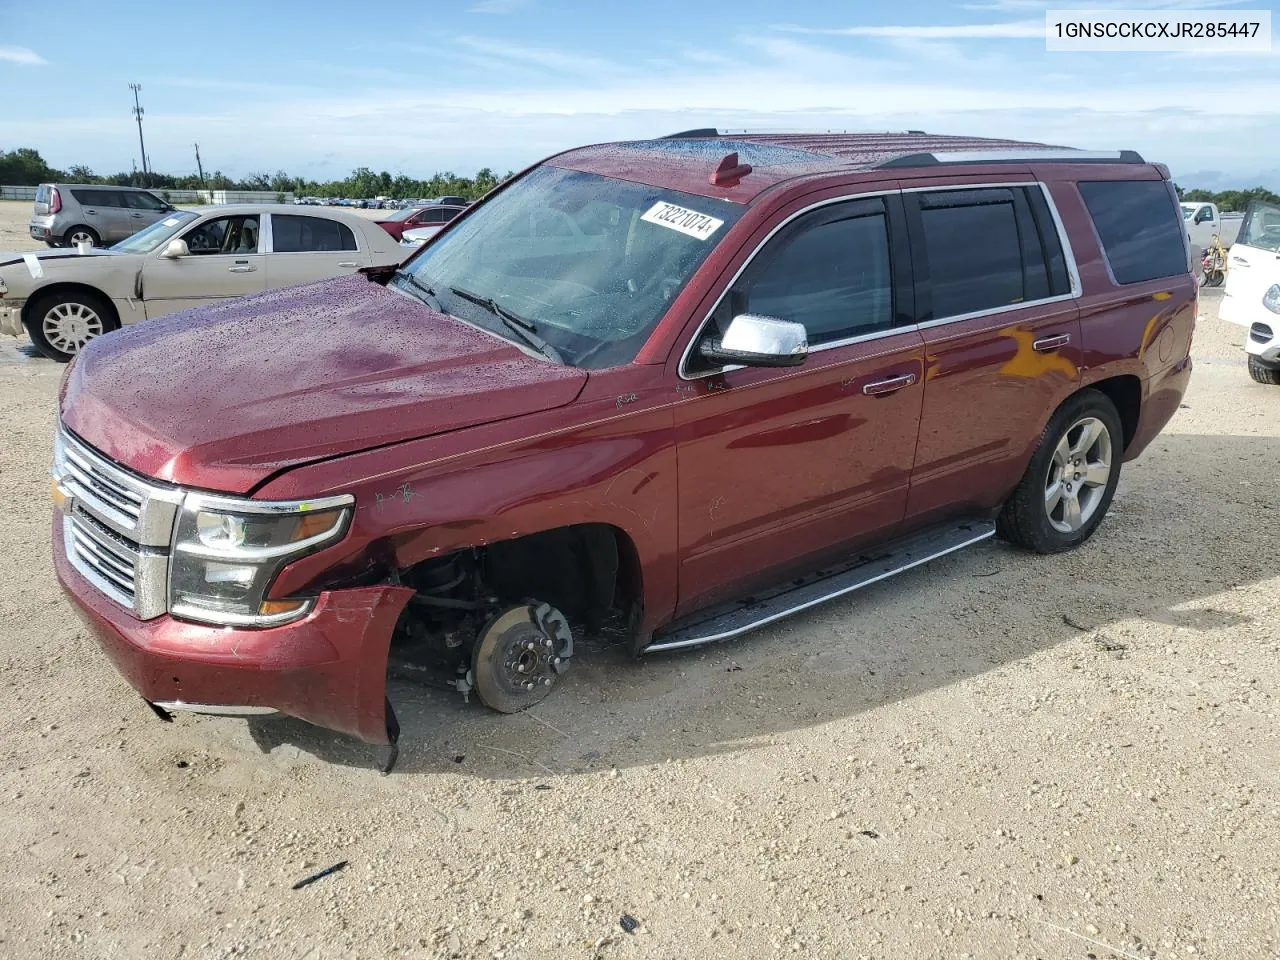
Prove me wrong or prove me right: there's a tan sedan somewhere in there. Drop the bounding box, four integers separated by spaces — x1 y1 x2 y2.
0 205 405 361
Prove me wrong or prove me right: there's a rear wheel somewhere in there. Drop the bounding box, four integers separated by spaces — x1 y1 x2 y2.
1248 356 1280 385
997 389 1124 554
63 225 99 248
25 290 118 362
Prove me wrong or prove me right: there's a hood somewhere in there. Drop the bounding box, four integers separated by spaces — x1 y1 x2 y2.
60 274 588 493
1 248 127 269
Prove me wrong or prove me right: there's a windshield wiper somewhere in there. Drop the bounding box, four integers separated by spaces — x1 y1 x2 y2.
448 285 564 363
392 269 445 312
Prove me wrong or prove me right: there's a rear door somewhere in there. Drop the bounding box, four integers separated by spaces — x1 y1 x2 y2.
70 189 128 242
902 183 1082 523
263 214 365 290
142 214 266 318
1221 201 1280 328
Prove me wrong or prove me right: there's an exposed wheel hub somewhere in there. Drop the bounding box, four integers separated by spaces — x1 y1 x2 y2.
471 602 573 713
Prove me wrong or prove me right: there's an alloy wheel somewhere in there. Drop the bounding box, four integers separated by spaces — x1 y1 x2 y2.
1044 416 1112 534
42 302 104 355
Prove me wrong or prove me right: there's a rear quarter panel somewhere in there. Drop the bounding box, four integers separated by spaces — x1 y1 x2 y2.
1041 170 1196 457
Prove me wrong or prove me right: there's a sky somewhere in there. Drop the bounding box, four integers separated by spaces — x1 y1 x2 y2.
2 0 1278 190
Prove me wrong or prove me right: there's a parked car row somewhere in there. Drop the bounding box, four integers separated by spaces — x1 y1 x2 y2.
294 196 472 210
2 205 404 360
31 130 1208 768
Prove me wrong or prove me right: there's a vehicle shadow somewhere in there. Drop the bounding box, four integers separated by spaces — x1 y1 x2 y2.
246 432 1278 778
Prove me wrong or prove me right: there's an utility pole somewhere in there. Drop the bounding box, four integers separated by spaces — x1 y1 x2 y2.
129 83 148 186
194 143 206 188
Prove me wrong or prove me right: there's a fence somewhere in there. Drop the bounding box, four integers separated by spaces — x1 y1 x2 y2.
1 185 294 204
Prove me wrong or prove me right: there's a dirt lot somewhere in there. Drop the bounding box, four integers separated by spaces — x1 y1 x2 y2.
1 197 1278 960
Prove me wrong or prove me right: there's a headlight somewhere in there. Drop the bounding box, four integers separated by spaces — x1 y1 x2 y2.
169 492 353 627
1263 285 1280 315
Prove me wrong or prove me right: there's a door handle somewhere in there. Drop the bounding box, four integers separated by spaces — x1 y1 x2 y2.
1033 333 1071 352
130 213 144 218
337 261 358 268
84 209 97 214
228 264 255 273
862 373 918 396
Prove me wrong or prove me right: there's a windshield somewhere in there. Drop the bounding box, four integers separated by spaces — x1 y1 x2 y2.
1236 201 1280 253
110 211 199 254
399 166 744 368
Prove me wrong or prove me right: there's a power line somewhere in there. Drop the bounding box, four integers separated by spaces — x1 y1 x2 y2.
129 83 148 186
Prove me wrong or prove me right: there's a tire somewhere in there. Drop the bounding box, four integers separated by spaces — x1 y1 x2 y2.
62 225 99 248
24 290 118 363
1248 356 1280 386
997 389 1124 554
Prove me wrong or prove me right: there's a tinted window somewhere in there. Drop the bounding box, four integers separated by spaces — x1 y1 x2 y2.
727 199 894 346
124 191 168 211
1079 180 1188 284
70 188 108 207
272 215 358 252
183 215 260 255
423 208 447 224
918 189 1025 318
1024 186 1072 297
441 207 461 222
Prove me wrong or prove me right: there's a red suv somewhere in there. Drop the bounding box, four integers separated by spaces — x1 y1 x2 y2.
52 131 1194 769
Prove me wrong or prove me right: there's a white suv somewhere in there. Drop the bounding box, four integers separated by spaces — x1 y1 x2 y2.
1220 200 1280 385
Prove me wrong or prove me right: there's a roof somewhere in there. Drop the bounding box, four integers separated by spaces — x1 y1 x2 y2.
551 130 1144 203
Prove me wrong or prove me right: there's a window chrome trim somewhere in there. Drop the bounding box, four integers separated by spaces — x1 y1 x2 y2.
677 180 1082 381
262 211 364 255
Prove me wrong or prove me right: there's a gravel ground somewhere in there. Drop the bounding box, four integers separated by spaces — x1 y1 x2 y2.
0 228 1278 957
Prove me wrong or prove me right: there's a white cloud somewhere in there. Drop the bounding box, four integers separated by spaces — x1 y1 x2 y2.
775 20 1043 39
0 45 45 65
468 0 530 12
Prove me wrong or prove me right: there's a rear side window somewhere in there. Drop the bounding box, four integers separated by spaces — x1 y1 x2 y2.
70 188 105 206
914 186 1072 319
272 215 358 252
1078 180 1187 284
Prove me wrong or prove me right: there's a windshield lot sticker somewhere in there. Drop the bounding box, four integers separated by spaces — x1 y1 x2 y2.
641 202 724 241
162 217 181 227
22 254 44 280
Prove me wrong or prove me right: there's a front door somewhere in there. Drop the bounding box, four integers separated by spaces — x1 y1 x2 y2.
142 214 266 319
263 213 366 289
1221 201 1280 328
674 193 925 615
901 183 1082 522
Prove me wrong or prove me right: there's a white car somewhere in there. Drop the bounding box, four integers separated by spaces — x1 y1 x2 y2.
0 205 405 361
1220 199 1280 385
399 224 446 247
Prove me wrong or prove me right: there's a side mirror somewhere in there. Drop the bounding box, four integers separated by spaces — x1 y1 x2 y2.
699 314 808 369
162 238 190 259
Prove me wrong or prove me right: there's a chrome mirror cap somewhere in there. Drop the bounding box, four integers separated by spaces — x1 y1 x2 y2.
700 314 808 369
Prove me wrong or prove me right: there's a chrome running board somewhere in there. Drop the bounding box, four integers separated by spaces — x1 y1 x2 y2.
643 519 995 654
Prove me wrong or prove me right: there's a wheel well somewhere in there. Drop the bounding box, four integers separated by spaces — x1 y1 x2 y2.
480 523 642 630
1086 375 1141 451
22 284 119 331
63 224 98 241
398 523 643 633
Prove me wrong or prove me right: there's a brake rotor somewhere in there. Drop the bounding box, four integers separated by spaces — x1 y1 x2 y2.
471 602 573 713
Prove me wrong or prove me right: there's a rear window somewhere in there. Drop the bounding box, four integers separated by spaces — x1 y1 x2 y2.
1079 180 1188 284
272 215 358 252
36 184 51 204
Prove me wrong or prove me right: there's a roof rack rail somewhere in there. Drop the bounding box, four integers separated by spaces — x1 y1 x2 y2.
662 128 720 138
878 148 1145 168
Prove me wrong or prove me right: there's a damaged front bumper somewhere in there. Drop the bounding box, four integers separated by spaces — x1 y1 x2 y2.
0 301 24 338
54 526 414 745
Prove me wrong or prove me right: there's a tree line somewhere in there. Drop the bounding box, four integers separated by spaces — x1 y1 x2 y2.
1172 184 1277 213
0 147 514 200
5 146 1278 209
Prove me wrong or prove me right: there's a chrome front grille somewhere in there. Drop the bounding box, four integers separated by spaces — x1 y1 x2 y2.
65 508 138 608
54 427 181 619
